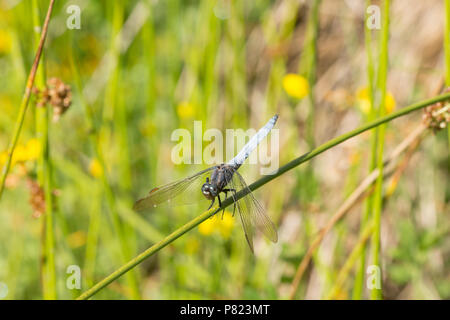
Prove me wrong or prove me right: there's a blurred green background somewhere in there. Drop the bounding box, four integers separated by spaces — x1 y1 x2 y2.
0 0 449 299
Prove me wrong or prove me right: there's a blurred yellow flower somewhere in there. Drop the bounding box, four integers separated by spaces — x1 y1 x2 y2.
198 211 235 239
89 158 103 178
139 120 157 137
282 73 309 99
0 29 12 54
199 216 216 236
25 138 41 161
0 152 6 166
218 211 235 239
333 288 349 300
67 230 87 248
356 87 396 115
385 92 396 114
0 138 41 168
176 101 195 119
349 151 361 165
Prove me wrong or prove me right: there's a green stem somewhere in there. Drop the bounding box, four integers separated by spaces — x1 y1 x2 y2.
76 91 450 300
445 0 450 85
444 0 450 165
105 1 141 299
302 0 321 148
0 0 55 201
327 222 375 299
32 0 56 300
353 0 376 299
370 0 390 300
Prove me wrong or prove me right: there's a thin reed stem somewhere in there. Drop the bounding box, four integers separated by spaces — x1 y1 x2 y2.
353 0 377 300
31 0 56 300
444 0 450 160
370 0 390 300
77 92 450 299
327 222 375 300
0 0 55 200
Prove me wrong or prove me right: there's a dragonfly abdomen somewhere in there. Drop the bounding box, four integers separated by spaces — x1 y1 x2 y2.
227 114 278 168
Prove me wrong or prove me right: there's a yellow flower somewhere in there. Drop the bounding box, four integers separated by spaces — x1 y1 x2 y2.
199 216 216 236
356 87 396 115
67 230 87 248
89 158 103 178
139 120 156 137
349 151 361 165
218 211 235 239
198 211 235 239
0 151 6 166
385 92 396 114
13 145 28 164
356 87 371 114
25 138 41 161
282 73 309 99
176 101 195 119
0 138 41 168
0 29 12 54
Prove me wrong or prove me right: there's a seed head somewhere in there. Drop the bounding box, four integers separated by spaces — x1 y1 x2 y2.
422 87 450 132
27 178 45 218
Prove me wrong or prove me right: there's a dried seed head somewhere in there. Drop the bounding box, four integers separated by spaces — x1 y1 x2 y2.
32 86 49 108
422 87 450 132
27 178 45 218
47 77 72 122
31 78 72 121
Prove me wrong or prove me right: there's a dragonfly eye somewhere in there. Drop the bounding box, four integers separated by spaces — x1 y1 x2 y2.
209 186 218 195
201 184 210 195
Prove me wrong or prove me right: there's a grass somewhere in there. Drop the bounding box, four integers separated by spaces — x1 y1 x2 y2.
0 0 55 200
0 1 449 300
31 0 56 300
370 0 390 300
445 0 450 156
353 0 377 299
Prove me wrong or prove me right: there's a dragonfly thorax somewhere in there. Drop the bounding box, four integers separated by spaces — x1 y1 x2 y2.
202 164 235 200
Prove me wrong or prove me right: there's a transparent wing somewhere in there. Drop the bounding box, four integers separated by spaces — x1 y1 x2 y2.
133 166 217 211
226 170 278 252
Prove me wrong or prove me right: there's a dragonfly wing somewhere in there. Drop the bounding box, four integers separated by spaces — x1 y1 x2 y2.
133 166 217 211
227 170 278 252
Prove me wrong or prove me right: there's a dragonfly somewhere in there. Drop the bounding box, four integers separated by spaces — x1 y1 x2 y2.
134 115 279 252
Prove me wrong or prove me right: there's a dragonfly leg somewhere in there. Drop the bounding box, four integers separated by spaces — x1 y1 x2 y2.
222 188 237 217
217 194 226 219
207 198 215 211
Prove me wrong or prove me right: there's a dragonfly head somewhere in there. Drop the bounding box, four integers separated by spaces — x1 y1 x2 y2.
201 177 217 200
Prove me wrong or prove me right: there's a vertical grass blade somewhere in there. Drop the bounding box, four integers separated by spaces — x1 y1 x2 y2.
370 0 390 300
31 0 57 300
445 0 450 157
353 0 377 300
0 0 55 201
